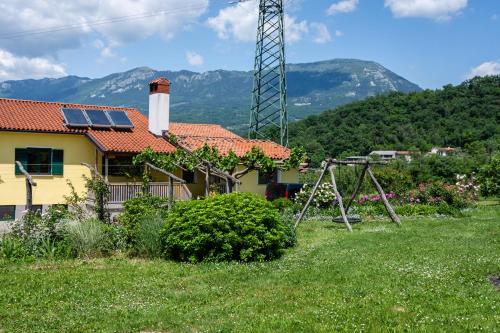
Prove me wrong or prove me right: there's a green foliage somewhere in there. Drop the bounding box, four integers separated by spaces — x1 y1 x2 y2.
289 76 500 163
60 219 105 258
119 194 167 243
271 198 295 212
371 164 414 195
84 175 110 222
100 223 129 254
135 215 164 259
295 183 336 208
393 204 438 216
161 193 291 262
0 236 28 261
1 206 499 332
134 143 307 185
477 153 500 196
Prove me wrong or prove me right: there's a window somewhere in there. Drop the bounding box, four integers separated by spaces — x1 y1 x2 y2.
0 206 15 221
258 170 278 185
104 156 137 176
31 205 43 214
182 170 197 184
15 148 63 176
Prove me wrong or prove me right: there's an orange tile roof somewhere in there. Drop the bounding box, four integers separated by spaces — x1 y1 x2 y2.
169 123 240 139
169 123 290 160
0 98 175 154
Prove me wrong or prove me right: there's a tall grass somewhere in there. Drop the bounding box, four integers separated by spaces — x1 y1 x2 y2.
62 219 104 258
135 214 164 259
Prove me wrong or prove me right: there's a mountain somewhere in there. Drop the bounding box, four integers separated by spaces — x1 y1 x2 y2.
0 59 421 134
287 75 500 165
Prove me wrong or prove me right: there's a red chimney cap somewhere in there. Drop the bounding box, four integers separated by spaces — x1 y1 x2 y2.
149 77 170 94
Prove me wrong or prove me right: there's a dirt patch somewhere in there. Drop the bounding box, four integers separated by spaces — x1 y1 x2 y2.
489 276 500 288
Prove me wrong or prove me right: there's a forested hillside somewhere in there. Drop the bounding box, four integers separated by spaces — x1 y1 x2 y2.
0 59 420 134
288 76 500 165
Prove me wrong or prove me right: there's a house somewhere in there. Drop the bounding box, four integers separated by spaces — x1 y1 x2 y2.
430 147 457 157
0 78 298 220
369 150 417 162
369 151 397 161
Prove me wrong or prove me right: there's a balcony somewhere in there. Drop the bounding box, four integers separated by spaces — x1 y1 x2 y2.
107 182 191 203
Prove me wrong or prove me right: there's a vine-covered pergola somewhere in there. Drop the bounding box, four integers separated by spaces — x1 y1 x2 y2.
133 144 307 196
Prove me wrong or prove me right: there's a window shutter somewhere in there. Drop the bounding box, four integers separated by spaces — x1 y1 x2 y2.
52 149 64 175
14 148 27 175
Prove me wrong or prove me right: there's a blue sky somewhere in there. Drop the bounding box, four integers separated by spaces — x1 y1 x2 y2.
0 0 498 88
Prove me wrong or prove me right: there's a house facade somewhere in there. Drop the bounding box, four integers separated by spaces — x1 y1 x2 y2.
0 78 299 220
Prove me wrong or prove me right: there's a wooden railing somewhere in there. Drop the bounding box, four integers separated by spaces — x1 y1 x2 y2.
107 182 191 203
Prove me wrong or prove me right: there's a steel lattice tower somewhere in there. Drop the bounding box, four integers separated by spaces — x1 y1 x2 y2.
248 0 288 146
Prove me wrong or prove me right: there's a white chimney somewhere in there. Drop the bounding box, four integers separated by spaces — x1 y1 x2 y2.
148 77 171 136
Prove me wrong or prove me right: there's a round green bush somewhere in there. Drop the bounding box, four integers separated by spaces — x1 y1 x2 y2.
161 193 292 263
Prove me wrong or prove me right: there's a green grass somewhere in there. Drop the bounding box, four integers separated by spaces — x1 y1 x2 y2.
1 206 499 332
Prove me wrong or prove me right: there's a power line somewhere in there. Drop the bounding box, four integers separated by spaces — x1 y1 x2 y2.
0 3 209 40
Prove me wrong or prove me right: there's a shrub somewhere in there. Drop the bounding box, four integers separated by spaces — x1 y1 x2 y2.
0 236 28 261
135 214 164 258
271 198 295 212
119 194 167 243
295 183 336 208
371 164 414 195
395 204 438 216
161 193 290 263
61 219 105 258
100 223 128 254
477 154 500 196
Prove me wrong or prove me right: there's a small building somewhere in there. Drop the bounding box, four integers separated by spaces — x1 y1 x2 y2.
430 147 457 157
369 150 398 161
0 78 298 220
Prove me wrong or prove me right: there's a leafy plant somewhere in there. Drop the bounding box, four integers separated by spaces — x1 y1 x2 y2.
161 193 291 263
100 223 129 254
0 236 28 261
119 194 167 244
84 175 110 223
61 219 105 258
477 153 500 196
271 198 296 212
294 183 336 208
136 214 164 259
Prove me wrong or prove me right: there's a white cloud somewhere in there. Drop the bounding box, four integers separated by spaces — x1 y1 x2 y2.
335 30 344 37
0 0 209 57
285 16 309 44
186 51 204 66
326 0 359 15
207 2 257 42
207 1 309 44
467 61 500 79
0 49 66 81
311 23 332 44
384 0 467 20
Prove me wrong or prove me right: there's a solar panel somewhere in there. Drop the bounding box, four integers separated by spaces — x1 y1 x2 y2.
85 109 112 127
107 110 134 128
62 108 89 127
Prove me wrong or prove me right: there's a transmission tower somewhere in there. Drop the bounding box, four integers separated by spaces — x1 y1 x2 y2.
248 0 288 146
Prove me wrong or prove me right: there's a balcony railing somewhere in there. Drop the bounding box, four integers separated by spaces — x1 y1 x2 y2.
90 182 191 204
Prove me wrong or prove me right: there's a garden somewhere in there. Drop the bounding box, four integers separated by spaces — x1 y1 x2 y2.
0 152 499 332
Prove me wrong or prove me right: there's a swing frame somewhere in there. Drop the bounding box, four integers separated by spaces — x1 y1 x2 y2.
294 158 401 232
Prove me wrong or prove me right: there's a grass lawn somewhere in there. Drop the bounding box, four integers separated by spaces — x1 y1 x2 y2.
0 205 499 332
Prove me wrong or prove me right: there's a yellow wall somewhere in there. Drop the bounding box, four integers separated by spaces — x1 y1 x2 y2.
0 132 95 205
237 167 300 197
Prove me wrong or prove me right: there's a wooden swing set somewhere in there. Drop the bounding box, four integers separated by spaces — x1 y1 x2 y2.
294 158 401 232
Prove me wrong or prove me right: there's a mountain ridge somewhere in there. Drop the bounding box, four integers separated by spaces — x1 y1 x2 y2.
0 58 421 134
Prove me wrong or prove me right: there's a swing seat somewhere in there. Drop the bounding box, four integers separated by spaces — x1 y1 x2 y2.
333 215 362 224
